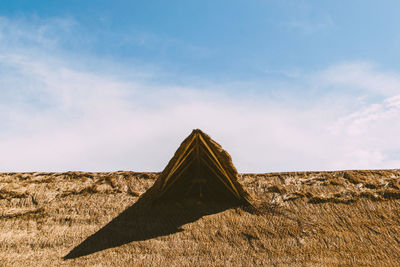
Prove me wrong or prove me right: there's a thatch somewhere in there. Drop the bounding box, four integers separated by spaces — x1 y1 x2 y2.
140 129 253 205
2 170 400 265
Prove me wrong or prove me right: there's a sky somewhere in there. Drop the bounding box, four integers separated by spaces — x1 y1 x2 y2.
1 1 400 172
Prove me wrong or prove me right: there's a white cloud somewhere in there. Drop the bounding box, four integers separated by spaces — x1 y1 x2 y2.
0 16 399 172
316 62 400 96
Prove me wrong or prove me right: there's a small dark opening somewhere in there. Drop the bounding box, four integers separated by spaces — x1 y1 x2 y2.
160 161 239 204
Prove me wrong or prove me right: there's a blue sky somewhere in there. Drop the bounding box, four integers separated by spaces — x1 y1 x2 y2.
3 1 400 81
1 1 400 172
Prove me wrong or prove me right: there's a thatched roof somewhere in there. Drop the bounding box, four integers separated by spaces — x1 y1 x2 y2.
3 169 400 265
140 129 253 205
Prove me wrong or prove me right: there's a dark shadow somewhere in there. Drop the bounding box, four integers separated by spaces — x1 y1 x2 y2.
64 197 239 260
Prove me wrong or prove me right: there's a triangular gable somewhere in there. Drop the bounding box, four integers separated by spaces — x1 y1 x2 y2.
141 129 253 205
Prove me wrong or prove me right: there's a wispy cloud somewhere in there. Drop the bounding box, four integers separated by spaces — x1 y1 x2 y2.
316 62 400 96
286 14 334 34
0 16 399 172
0 16 77 50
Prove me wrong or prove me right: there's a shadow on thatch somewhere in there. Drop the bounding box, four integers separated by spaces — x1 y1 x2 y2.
64 129 254 259
64 198 239 260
